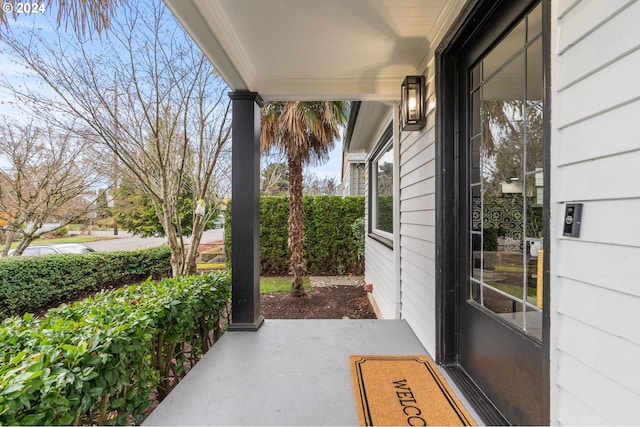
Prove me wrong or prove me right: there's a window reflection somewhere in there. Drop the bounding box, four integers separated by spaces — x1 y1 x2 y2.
468 7 544 340
375 143 393 234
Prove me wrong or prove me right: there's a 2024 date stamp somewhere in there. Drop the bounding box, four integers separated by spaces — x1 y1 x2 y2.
2 2 47 14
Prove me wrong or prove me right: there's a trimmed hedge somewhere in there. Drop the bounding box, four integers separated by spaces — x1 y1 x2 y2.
225 196 365 275
0 272 231 425
0 246 172 319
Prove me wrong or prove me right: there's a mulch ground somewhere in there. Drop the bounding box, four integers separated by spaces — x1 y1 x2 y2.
260 285 377 319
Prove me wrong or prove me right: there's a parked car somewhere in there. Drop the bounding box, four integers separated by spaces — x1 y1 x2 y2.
8 243 96 256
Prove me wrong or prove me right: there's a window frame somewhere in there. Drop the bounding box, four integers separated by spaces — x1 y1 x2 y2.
367 124 394 248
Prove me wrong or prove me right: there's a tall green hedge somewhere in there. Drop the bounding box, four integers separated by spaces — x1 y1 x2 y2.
0 247 172 319
225 196 365 275
0 272 230 425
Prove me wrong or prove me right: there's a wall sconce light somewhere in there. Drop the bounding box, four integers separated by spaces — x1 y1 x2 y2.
400 75 426 131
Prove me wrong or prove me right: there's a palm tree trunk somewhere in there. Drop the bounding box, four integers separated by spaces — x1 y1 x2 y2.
287 156 306 297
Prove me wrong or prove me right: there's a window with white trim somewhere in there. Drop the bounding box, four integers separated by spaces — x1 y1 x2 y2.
369 126 393 244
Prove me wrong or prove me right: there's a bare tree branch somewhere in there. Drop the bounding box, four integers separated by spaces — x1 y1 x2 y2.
0 2 231 274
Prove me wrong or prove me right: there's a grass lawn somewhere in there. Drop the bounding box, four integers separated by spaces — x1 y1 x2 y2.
260 276 312 294
486 281 537 304
36 236 117 244
8 235 118 248
196 263 226 271
189 270 312 294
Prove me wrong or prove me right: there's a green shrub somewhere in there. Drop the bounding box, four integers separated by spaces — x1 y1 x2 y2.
225 196 364 275
351 217 365 259
0 272 231 426
0 246 172 319
305 196 364 275
50 227 69 237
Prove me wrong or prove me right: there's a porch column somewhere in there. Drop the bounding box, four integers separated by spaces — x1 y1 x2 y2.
228 91 264 331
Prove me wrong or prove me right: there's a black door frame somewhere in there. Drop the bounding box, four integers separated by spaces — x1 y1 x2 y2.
435 0 551 424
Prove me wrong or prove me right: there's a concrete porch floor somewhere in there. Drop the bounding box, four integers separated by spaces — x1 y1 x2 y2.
143 319 459 426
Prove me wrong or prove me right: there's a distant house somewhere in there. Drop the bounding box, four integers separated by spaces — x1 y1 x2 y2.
164 0 640 424
340 153 365 198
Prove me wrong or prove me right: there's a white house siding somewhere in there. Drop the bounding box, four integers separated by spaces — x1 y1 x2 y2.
341 162 353 198
364 114 397 320
365 237 396 319
551 0 640 424
342 163 366 197
398 64 438 356
351 164 366 197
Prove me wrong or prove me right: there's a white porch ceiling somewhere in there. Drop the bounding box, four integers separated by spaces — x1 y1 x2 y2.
163 0 454 101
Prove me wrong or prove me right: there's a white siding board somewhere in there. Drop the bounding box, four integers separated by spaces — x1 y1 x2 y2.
552 1 640 422
365 238 395 319
400 272 435 356
556 47 640 129
402 210 434 227
555 240 640 297
400 181 428 200
401 223 435 245
554 388 611 426
557 0 581 19
400 130 428 157
401 256 435 288
401 194 431 212
557 0 640 90
424 176 435 196
557 0 633 54
556 351 640 425
557 99 640 166
555 278 640 346
400 230 435 262
401 148 432 177
556 150 640 201
397 92 437 351
401 246 434 271
400 161 434 186
342 165 352 197
401 127 435 156
364 123 396 320
556 316 640 396
557 200 640 249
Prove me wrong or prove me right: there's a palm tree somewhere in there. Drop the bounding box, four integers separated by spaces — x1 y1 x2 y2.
261 101 349 297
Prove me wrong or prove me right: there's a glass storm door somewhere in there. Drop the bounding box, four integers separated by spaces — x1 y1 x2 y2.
457 2 547 424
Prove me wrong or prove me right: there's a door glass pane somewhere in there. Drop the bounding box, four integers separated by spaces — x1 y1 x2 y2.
482 286 523 318
525 305 543 341
471 89 481 138
525 174 543 238
525 105 544 172
471 135 482 184
471 233 481 283
527 3 543 42
526 37 543 106
483 20 525 81
468 5 544 339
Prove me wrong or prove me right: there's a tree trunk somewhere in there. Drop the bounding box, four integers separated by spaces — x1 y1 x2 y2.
184 213 206 276
287 156 306 297
1 229 17 257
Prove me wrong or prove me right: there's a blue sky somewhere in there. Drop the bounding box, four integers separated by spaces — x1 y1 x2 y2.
0 3 344 184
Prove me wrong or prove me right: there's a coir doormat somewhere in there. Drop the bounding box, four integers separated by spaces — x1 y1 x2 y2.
350 355 476 426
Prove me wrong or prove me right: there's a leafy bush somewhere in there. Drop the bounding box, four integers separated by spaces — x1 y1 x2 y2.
50 227 69 237
351 217 365 259
0 272 231 425
225 196 365 275
305 196 365 275
0 246 171 319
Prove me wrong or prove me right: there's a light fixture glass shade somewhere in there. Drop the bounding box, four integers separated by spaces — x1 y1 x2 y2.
401 75 426 131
